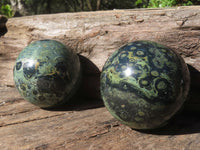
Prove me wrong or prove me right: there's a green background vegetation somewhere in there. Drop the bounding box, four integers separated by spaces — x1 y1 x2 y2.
1 0 200 17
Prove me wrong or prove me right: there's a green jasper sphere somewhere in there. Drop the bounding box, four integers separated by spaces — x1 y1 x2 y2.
100 41 190 130
13 40 81 108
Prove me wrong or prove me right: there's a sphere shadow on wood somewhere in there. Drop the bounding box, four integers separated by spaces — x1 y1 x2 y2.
100 41 190 130
138 64 200 135
49 55 104 111
184 64 200 113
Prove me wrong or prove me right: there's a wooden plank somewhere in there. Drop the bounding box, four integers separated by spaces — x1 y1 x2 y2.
0 88 200 150
0 6 200 150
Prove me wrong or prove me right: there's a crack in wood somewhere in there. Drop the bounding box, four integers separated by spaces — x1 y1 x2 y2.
0 98 25 108
0 108 37 117
176 26 200 31
35 143 49 150
0 113 65 128
87 122 120 139
88 130 109 138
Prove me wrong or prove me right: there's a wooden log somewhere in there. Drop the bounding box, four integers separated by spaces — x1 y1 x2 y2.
0 6 200 150
1 6 200 86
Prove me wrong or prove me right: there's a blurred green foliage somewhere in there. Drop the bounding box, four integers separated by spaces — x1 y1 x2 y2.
148 0 177 7
0 4 14 18
0 0 200 17
147 0 200 8
135 0 200 8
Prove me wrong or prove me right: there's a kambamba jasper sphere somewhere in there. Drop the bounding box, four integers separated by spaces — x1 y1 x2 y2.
13 40 81 108
100 41 190 130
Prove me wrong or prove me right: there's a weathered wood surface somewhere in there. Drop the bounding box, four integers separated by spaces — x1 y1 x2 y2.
0 6 200 150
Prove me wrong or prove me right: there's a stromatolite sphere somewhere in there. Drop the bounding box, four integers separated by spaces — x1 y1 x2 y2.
13 40 81 108
100 41 190 130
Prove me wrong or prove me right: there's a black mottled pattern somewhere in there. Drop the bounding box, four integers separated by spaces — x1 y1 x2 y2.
16 61 22 71
13 40 81 108
100 41 190 129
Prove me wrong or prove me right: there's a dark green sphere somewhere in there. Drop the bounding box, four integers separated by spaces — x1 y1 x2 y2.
100 41 190 130
13 40 81 108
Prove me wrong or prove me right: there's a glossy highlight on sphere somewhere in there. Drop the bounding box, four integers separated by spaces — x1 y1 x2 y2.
13 40 81 108
100 41 190 130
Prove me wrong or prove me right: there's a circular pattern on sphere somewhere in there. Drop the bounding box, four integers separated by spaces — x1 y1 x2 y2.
100 41 190 129
13 39 81 108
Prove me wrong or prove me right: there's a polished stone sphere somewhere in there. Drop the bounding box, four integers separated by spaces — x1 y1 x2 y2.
13 40 81 108
100 41 190 130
